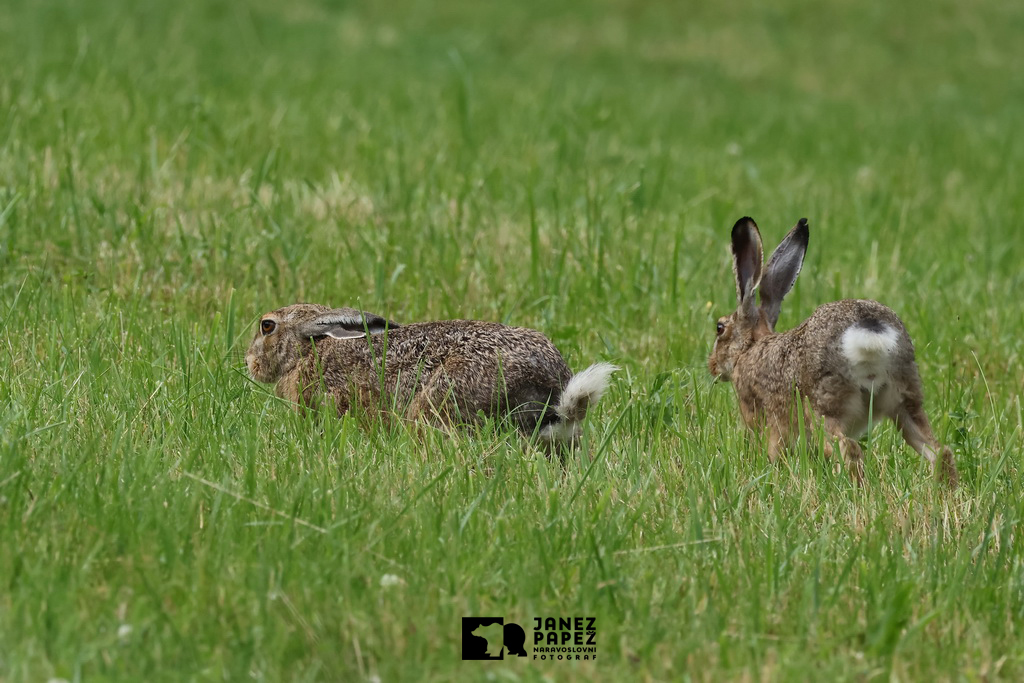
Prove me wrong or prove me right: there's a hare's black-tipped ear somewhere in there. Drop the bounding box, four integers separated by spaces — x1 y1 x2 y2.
300 308 399 340
350 310 399 335
759 218 809 330
731 217 764 319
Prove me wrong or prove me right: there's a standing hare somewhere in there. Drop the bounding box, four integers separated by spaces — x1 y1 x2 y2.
246 303 616 446
708 217 958 487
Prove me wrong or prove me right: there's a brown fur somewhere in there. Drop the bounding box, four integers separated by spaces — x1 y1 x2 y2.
709 218 958 487
246 303 614 443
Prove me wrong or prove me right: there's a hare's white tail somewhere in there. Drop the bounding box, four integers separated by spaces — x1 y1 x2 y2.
539 362 618 444
840 321 900 391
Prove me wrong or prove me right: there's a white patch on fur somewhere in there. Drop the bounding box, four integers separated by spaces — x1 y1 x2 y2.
541 362 618 443
539 420 579 444
323 329 367 340
557 363 618 418
838 324 902 437
840 325 899 390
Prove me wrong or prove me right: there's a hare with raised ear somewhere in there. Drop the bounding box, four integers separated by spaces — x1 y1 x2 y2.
246 303 617 447
708 217 958 487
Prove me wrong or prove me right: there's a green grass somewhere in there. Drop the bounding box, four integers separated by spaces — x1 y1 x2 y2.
2 0 1023 679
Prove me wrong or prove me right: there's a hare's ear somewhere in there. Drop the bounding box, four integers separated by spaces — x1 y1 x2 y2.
731 217 764 320
759 218 809 330
351 310 399 335
300 308 399 340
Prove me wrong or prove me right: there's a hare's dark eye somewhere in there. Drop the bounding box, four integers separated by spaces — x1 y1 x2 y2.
716 321 725 336
261 320 276 335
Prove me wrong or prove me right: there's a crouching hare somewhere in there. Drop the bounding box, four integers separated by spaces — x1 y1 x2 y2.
246 303 617 447
708 217 958 487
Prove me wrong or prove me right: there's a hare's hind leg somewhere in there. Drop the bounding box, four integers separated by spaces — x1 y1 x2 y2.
894 399 958 488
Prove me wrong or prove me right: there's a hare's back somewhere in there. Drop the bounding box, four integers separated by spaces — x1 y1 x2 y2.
378 320 573 417
799 299 918 387
802 300 909 344
385 320 569 373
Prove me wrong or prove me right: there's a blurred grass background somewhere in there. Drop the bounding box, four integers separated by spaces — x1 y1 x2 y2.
1 0 1023 680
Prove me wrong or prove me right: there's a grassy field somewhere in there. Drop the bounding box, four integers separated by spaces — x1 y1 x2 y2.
2 0 1023 679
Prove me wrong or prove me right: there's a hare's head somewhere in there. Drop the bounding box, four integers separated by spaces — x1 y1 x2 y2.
246 303 398 382
708 217 809 382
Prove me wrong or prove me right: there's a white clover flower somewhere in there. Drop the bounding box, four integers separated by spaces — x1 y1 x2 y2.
379 574 404 587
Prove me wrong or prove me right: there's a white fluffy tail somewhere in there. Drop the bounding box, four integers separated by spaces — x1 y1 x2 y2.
539 362 618 444
840 322 900 390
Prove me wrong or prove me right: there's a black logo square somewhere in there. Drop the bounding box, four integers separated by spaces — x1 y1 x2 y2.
462 617 504 660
